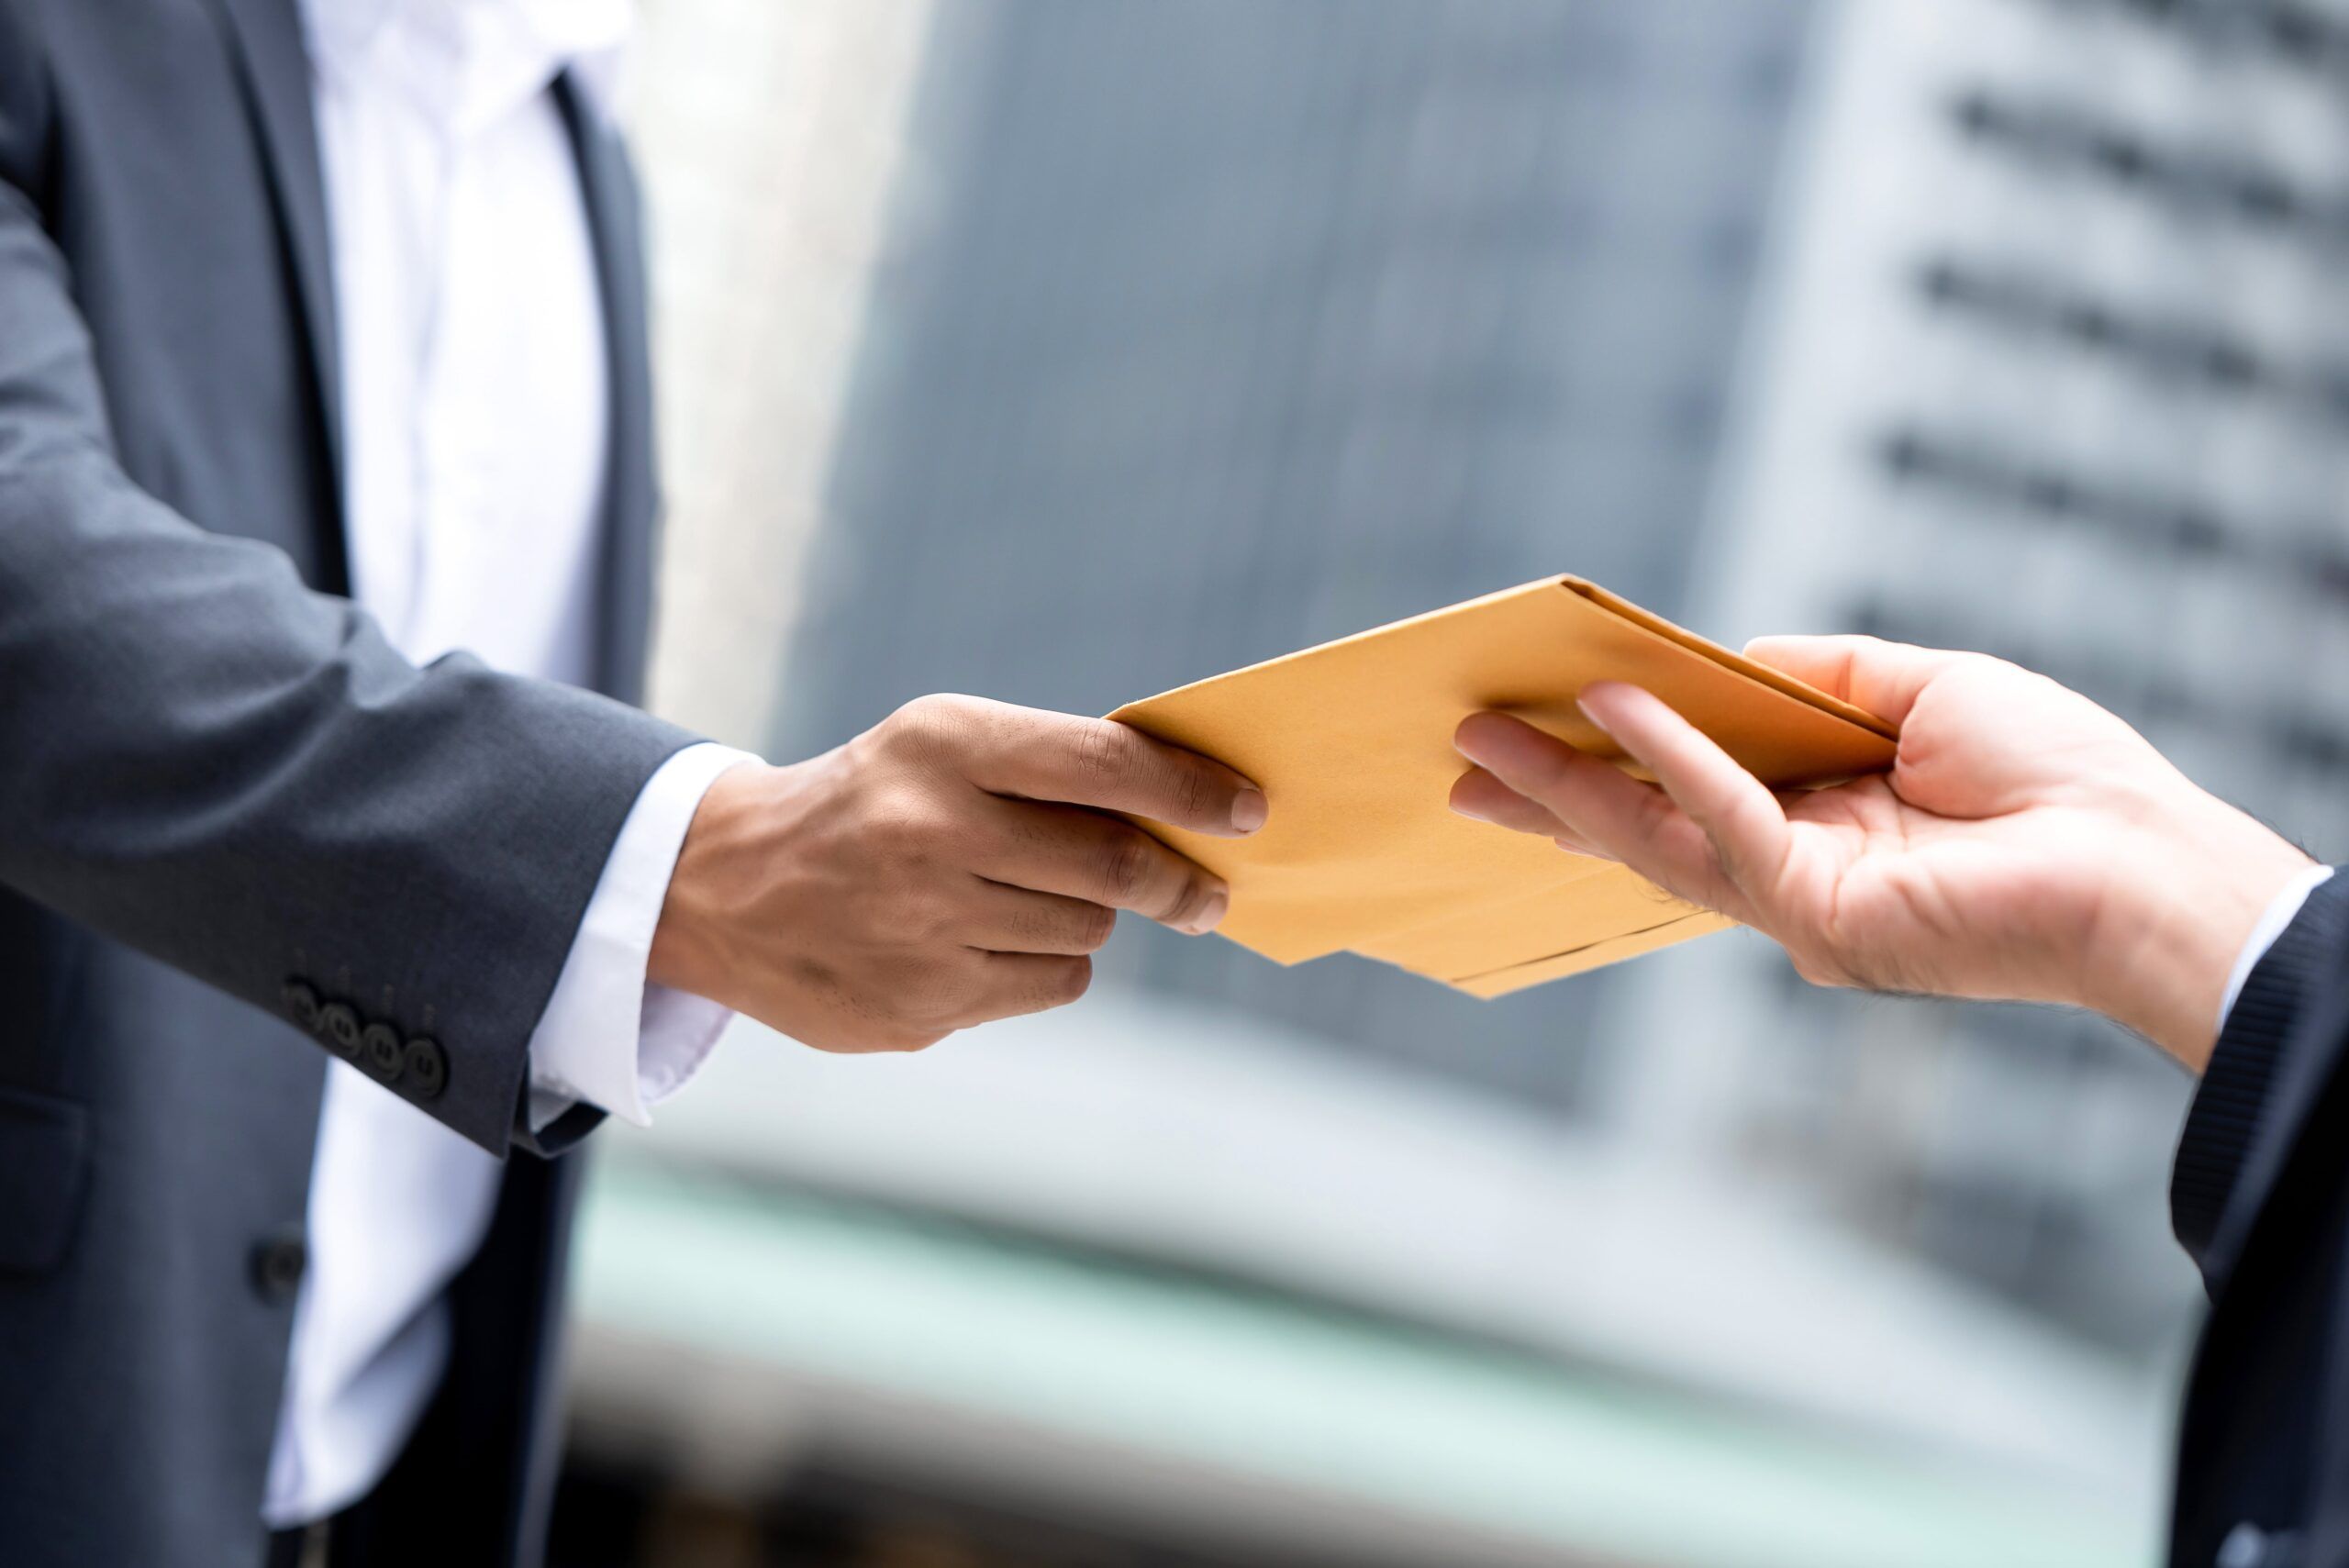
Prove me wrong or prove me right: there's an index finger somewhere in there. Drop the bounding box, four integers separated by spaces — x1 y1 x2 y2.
1452 710 1755 923
958 703 1269 839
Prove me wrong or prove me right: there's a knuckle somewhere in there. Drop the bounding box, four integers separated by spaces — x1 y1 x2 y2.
886 694 973 754
894 692 960 728
1168 759 1220 825
1632 784 1680 840
895 957 974 1026
1043 955 1093 1006
1074 902 1118 952
884 695 941 742
1072 721 1131 785
1514 741 1577 796
903 886 962 941
903 988 966 1034
1095 829 1154 902
1159 874 1211 929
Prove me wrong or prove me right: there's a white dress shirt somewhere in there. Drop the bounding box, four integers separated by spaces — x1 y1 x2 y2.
266 0 751 1525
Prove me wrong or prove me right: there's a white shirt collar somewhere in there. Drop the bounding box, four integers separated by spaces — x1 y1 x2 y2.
299 0 632 128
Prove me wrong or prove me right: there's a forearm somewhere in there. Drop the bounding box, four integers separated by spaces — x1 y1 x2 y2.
0 450 701 1151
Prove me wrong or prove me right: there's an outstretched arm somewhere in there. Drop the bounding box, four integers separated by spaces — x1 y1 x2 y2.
0 7 1261 1155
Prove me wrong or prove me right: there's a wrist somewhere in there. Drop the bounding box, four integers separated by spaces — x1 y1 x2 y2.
2087 788 2315 1072
647 760 785 1008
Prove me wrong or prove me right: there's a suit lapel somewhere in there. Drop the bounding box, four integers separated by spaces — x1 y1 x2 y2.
202 0 346 524
193 12 651 698
555 73 659 707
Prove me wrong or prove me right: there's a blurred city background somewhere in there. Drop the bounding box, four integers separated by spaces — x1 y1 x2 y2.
547 1 2349 1563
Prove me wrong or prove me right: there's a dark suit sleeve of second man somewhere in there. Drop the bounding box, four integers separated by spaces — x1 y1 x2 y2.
2166 873 2349 1559
0 8 699 1156
2171 870 2349 1284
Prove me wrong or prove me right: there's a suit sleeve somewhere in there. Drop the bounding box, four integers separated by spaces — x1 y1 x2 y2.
0 9 699 1156
2171 870 2349 1283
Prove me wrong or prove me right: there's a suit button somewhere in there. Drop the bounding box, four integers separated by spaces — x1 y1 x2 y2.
249 1225 307 1305
282 980 322 1032
317 1003 362 1058
360 1023 403 1082
2218 1523 2292 1568
404 1037 448 1100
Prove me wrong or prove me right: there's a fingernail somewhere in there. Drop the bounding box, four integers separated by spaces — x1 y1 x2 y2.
1451 801 1491 823
1230 788 1269 835
1453 722 1498 768
1182 888 1230 935
1575 694 1613 735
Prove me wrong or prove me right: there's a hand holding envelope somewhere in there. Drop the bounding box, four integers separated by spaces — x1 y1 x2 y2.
1111 577 1898 996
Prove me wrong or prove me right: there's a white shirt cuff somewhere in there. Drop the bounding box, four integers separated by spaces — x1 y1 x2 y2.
526 741 760 1131
2216 864 2335 1035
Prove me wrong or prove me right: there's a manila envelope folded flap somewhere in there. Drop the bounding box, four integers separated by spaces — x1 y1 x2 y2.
1108 577 1898 998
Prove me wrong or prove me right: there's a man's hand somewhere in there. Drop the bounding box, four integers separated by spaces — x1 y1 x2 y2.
1449 637 2313 1070
650 695 1267 1052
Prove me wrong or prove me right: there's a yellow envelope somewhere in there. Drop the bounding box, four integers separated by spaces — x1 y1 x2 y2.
1108 576 1898 997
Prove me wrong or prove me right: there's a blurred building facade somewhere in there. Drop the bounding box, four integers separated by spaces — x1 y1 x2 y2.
562 0 2349 1562
629 0 939 751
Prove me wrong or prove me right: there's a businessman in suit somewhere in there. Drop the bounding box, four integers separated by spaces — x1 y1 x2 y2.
1453 639 2343 1567
0 3 1268 1565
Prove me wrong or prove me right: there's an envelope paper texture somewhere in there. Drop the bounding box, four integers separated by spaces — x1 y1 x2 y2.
1109 577 1898 997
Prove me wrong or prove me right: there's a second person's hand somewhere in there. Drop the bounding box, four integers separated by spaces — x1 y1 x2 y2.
1449 636 2312 1070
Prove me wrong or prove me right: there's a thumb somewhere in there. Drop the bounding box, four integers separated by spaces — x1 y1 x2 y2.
1742 634 1958 728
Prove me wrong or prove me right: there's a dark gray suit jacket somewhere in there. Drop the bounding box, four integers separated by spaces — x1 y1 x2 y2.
0 1 698 1562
